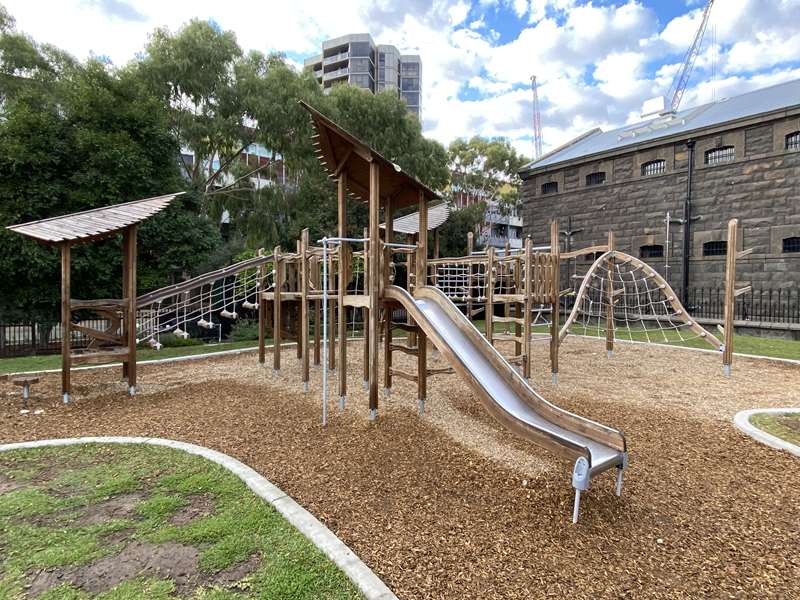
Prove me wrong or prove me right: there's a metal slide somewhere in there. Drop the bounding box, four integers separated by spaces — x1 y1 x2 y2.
384 285 628 523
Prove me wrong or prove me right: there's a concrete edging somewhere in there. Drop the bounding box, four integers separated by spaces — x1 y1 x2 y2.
0 436 397 600
733 408 800 457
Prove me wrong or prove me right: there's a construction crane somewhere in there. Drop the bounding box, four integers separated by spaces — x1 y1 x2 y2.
667 0 714 113
530 75 543 160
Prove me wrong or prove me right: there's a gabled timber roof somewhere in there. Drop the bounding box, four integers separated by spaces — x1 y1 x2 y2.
521 78 800 175
380 201 450 235
7 193 182 245
300 101 439 209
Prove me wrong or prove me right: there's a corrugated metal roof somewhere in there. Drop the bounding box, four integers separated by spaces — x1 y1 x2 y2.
522 78 800 173
380 202 450 235
7 193 182 244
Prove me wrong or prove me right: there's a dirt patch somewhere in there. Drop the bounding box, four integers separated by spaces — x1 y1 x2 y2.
214 554 261 588
169 494 214 526
779 415 800 434
27 541 202 597
75 492 146 526
0 474 24 494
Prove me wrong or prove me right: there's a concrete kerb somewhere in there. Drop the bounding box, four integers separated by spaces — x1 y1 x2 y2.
0 436 398 600
733 408 800 457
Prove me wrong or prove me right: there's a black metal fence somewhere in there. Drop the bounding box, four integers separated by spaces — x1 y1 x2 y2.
0 319 111 358
2 287 799 358
684 287 800 324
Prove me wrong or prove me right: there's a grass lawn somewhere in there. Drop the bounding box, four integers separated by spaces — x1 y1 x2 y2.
749 413 800 446
0 443 362 599
0 340 262 376
472 319 800 361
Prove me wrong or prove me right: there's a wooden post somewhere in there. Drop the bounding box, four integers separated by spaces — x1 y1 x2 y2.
524 237 532 379
120 226 138 395
486 246 495 344
301 229 310 391
362 227 370 390
407 232 417 348
258 249 266 364
416 189 428 413
606 230 615 357
337 173 348 403
121 231 130 382
467 231 474 319
550 221 560 383
60 242 71 403
434 227 440 259
722 218 738 376
368 162 380 418
384 196 393 395
273 246 282 372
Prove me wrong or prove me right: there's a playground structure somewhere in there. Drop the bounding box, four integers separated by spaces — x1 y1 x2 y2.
6 110 750 523
7 193 181 403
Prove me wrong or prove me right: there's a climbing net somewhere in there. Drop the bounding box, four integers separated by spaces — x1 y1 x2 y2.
432 260 488 310
563 251 720 349
136 257 275 347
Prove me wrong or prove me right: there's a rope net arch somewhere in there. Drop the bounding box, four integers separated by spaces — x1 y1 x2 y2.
560 250 722 350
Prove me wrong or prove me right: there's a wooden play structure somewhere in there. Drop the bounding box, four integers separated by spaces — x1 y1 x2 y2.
7 194 181 403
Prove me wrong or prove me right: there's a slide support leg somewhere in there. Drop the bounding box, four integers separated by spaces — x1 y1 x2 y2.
571 456 590 525
572 489 581 525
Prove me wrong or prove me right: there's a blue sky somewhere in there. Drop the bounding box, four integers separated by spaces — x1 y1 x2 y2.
5 0 800 157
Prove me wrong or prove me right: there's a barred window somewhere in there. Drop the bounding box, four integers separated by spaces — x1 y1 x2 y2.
703 240 727 256
641 159 666 176
541 181 558 195
639 244 664 259
704 146 735 165
585 171 606 186
783 237 800 253
787 131 800 151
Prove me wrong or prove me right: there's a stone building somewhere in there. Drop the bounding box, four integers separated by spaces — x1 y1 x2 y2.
520 79 800 301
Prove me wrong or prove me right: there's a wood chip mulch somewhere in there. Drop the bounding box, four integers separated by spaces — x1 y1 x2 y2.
1 339 798 599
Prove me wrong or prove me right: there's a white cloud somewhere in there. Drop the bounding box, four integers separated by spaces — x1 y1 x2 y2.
2 0 799 160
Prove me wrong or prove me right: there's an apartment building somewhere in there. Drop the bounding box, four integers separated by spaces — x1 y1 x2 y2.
303 33 422 118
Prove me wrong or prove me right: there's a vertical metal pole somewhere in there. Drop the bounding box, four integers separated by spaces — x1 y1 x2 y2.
322 238 329 426
683 139 696 307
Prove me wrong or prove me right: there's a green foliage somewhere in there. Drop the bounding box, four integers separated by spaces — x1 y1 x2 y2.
437 202 487 258
448 136 529 212
229 319 260 342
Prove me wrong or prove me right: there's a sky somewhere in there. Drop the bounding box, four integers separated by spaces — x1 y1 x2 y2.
4 0 800 159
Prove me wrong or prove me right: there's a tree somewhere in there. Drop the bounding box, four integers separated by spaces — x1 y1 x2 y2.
0 15 218 321
448 136 529 213
435 202 487 258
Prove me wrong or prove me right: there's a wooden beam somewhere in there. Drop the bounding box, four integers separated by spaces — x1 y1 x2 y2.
416 189 427 410
333 147 353 177
550 221 560 380
606 230 615 355
722 218 738 375
61 243 71 402
368 164 380 416
273 246 282 372
301 229 310 389
384 195 393 393
123 225 137 394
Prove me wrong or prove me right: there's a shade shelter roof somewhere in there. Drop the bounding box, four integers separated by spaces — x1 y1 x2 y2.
6 193 182 245
300 101 439 210
380 201 450 235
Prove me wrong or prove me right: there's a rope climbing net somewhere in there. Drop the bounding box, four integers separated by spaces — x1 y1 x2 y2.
562 251 721 349
135 256 275 347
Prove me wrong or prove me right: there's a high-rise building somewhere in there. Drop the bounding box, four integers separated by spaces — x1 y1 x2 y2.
303 33 422 119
